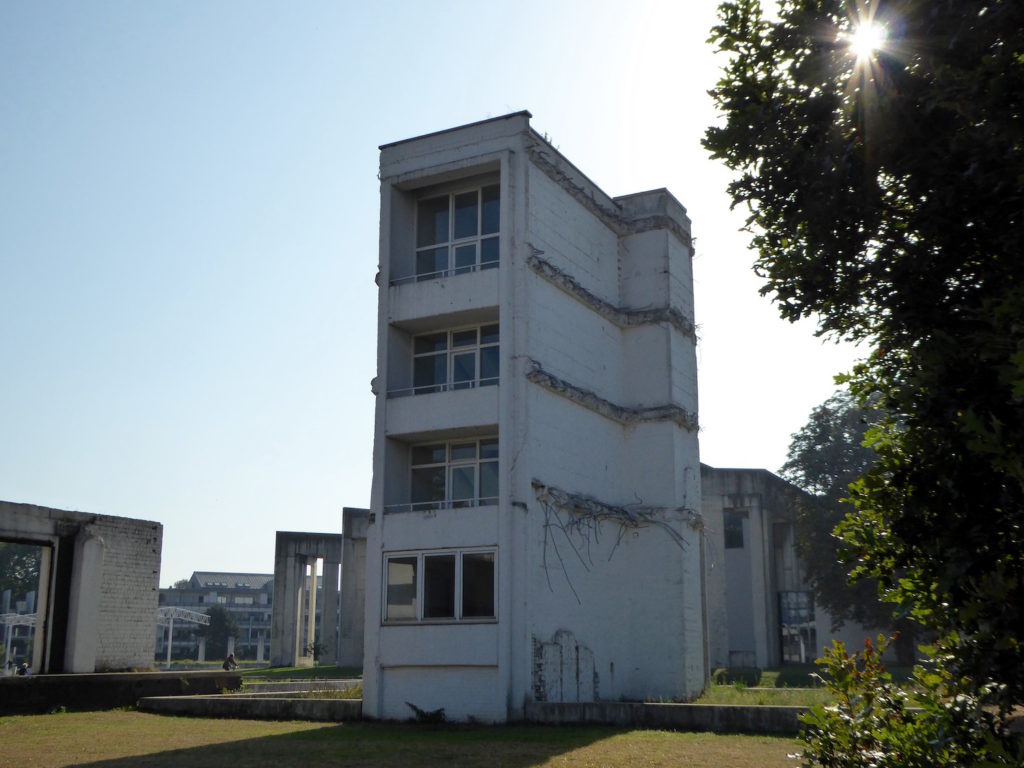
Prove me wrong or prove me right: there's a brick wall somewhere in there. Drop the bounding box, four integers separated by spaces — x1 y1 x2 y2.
92 516 162 670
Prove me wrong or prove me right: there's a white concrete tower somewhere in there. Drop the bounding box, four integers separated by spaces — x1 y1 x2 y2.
363 112 705 722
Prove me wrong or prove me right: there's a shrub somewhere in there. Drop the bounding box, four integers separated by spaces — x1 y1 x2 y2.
799 636 1022 767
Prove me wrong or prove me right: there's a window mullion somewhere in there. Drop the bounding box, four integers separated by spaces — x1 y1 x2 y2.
447 193 455 274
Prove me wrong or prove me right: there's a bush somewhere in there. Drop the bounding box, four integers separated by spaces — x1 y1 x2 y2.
799 636 1023 767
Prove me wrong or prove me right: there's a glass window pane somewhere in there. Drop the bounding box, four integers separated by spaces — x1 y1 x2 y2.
414 355 446 392
451 330 476 348
450 442 477 461
411 466 445 507
462 553 495 618
450 466 475 507
480 237 499 268
479 460 498 502
423 555 456 618
386 557 417 621
416 246 448 279
480 347 499 384
481 185 500 235
0 543 41 666
480 439 499 459
453 191 479 240
414 333 448 355
454 244 476 274
724 511 745 549
480 324 499 345
417 196 449 247
452 352 475 389
411 444 446 465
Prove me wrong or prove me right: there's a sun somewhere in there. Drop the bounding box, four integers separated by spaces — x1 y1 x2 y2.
849 21 886 60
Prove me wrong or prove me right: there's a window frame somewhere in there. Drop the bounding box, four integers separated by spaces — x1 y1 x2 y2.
723 509 746 550
402 183 500 284
405 437 499 512
406 324 499 396
382 548 497 625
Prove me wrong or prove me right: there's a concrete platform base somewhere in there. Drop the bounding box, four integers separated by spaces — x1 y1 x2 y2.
0 671 242 715
140 694 362 722
524 702 808 735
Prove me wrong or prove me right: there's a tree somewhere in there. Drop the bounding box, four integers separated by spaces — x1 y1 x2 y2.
172 579 190 589
780 392 916 662
199 604 239 660
705 0 1024 735
0 543 41 600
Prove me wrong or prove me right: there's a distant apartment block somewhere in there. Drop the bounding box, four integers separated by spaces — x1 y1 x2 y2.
156 571 275 660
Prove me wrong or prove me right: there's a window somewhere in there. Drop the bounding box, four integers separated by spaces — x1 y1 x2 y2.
408 438 498 511
384 550 495 622
412 184 499 282
409 324 499 395
779 590 817 664
235 596 254 605
724 510 745 549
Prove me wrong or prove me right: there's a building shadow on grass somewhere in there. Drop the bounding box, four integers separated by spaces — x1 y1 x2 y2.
69 721 615 768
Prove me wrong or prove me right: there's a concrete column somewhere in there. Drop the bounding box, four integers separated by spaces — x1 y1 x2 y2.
64 527 105 673
320 560 340 666
292 556 306 664
305 559 318 661
33 546 51 673
164 618 174 670
198 637 206 662
271 548 304 666
256 632 265 663
227 636 235 658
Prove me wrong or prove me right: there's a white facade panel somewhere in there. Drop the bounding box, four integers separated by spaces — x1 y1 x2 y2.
385 387 499 440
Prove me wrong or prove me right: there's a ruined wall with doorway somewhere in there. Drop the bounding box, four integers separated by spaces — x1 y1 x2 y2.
0 500 162 673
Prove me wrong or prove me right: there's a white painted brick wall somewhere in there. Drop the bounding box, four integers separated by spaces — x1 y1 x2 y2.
93 516 162 670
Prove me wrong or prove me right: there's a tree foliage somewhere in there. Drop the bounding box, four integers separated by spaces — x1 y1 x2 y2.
705 0 1024 726
199 604 239 659
779 393 907 636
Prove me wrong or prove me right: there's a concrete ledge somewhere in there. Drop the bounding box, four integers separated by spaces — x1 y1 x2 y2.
524 702 807 735
139 694 362 722
0 671 242 715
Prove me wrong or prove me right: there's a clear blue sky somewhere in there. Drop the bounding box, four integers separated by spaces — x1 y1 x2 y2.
1 1 860 586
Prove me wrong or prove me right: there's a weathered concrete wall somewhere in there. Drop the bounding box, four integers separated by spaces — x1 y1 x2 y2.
0 501 162 674
365 113 705 722
140 692 360 721
339 508 368 668
0 670 239 714
524 701 806 735
701 468 782 670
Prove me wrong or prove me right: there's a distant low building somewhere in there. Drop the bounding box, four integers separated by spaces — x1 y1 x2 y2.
701 465 887 670
156 571 275 660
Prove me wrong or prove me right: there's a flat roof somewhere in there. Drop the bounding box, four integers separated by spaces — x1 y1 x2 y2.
379 110 532 150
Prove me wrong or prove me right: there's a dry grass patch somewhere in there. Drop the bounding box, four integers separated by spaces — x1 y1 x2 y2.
0 710 797 768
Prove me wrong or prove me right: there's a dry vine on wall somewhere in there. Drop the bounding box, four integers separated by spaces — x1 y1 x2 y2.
531 480 703 604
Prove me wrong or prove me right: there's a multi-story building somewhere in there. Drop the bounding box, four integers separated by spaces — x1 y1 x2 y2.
363 112 705 722
156 571 276 660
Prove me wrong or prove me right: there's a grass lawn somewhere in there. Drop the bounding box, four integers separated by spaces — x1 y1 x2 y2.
0 710 800 768
698 684 833 707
